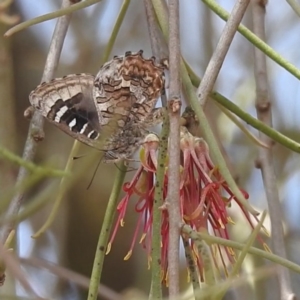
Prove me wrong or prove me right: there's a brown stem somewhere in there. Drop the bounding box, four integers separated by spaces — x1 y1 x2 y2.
21 257 123 300
197 0 250 109
0 242 43 298
144 0 167 59
166 0 181 297
144 0 168 108
251 1 296 299
1 0 74 243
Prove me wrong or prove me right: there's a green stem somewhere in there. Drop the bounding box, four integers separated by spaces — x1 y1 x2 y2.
213 101 269 149
31 141 80 238
87 162 127 300
149 109 169 300
182 237 201 300
194 237 216 286
202 0 300 80
0 181 59 226
182 225 300 274
151 0 169 37
0 172 42 214
212 92 300 153
286 0 300 17
101 0 131 64
4 0 103 36
0 145 67 177
186 61 300 154
213 211 267 300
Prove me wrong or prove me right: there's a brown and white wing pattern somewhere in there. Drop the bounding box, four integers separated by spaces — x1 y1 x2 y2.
28 50 166 163
94 50 165 126
93 50 165 161
29 74 102 148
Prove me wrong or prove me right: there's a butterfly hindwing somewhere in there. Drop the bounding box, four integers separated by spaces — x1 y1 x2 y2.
29 74 103 148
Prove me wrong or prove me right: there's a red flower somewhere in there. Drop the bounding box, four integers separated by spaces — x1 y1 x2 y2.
107 127 263 282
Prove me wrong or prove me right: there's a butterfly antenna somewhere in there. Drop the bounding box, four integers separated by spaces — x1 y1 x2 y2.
114 160 137 172
86 156 103 190
73 154 87 160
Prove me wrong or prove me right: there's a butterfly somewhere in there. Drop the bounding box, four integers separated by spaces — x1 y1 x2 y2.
29 50 166 162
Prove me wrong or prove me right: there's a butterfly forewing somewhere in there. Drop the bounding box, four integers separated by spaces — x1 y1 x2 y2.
94 50 165 126
93 50 165 159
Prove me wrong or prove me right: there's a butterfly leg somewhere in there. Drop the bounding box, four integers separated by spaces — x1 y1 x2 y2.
143 107 165 128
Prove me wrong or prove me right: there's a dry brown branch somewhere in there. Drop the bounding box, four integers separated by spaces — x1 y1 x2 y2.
197 0 250 109
144 0 167 60
1 0 74 244
21 257 123 300
166 0 181 297
251 1 296 299
0 242 43 298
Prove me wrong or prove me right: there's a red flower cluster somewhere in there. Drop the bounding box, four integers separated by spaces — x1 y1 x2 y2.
107 127 261 282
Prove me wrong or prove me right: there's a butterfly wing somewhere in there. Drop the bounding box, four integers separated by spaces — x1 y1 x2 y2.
29 51 166 162
94 50 165 125
29 73 103 149
93 50 165 160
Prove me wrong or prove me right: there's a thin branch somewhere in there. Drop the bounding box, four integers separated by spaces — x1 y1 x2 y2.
144 0 168 107
182 225 300 275
0 0 73 244
211 93 300 153
4 0 103 36
144 0 160 57
194 238 216 286
182 237 201 300
286 0 300 18
151 0 169 36
31 142 79 239
215 211 267 299
251 1 296 299
21 257 123 300
197 0 250 108
144 2 169 298
149 110 168 300
166 0 181 297
87 163 127 300
213 101 269 149
0 0 18 227
144 0 167 60
101 0 131 64
0 242 42 299
186 62 300 154
201 0 300 80
0 181 59 227
0 145 67 177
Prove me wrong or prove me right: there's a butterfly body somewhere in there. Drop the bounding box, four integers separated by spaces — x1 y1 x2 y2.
29 50 166 162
